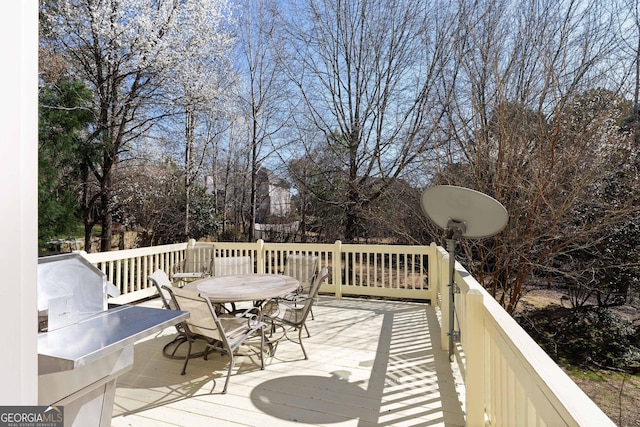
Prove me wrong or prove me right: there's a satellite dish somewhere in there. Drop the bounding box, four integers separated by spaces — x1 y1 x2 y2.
420 185 508 360
421 185 508 239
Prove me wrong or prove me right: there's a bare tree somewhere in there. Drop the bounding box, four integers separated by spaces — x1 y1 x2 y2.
276 0 456 241
438 0 639 313
209 117 253 240
236 0 290 241
616 0 640 146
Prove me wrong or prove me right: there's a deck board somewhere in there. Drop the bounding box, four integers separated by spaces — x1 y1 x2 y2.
111 297 465 426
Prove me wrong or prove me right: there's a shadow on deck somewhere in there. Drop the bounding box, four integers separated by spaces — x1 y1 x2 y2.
111 297 465 427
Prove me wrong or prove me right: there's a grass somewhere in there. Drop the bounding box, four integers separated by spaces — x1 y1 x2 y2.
40 224 102 255
519 288 640 426
564 367 640 426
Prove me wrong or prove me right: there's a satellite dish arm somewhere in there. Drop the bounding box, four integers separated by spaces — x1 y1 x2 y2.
446 219 467 240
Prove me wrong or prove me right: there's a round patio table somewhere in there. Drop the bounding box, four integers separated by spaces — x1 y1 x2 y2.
183 273 299 304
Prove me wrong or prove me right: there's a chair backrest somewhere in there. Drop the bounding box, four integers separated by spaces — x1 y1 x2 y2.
284 254 319 291
148 269 174 309
213 256 252 276
163 286 224 342
183 242 214 274
310 267 328 299
298 267 329 322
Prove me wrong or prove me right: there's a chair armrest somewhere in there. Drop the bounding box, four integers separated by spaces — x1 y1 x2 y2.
262 300 280 317
265 298 305 314
172 263 180 274
219 314 264 335
236 306 262 320
288 294 310 303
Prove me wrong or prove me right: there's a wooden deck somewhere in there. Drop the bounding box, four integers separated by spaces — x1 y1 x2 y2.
111 297 465 427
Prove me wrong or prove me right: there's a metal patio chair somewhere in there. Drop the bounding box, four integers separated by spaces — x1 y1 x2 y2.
163 285 266 394
280 254 319 323
282 254 319 295
149 269 176 310
172 241 214 285
212 256 253 313
213 255 253 276
262 267 329 360
149 269 208 360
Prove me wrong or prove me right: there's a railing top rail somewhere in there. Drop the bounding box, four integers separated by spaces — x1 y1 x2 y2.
262 242 337 250
81 242 188 263
340 244 432 255
212 241 261 250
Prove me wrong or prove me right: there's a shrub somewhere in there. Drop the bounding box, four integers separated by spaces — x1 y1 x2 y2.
518 305 640 372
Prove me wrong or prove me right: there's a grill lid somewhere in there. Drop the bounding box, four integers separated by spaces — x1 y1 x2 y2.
38 253 109 331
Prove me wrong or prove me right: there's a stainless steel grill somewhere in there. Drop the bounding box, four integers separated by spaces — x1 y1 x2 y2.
37 253 187 427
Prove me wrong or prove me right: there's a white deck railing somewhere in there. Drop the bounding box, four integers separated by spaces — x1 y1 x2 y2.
432 247 615 427
82 240 614 426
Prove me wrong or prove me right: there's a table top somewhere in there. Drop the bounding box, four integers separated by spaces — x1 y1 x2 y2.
183 273 299 303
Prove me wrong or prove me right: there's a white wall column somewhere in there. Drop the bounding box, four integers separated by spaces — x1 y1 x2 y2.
0 0 39 404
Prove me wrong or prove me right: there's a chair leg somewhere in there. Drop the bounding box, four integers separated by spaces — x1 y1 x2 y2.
164 332 213 361
222 350 234 394
260 328 265 369
298 327 308 360
163 334 188 358
180 339 193 375
266 334 279 357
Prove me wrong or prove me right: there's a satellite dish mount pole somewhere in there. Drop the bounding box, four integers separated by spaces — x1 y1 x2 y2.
446 219 466 361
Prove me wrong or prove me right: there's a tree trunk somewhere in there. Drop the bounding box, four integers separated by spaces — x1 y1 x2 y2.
100 163 113 252
83 222 94 253
248 138 258 242
184 107 195 237
100 202 113 251
81 164 95 253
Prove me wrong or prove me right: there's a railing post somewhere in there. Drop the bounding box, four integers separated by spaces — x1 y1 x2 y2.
464 288 485 427
440 251 451 353
428 243 439 301
256 239 265 273
334 240 342 299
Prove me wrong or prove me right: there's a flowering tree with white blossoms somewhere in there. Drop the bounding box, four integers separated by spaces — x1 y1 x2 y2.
161 0 237 236
41 0 237 250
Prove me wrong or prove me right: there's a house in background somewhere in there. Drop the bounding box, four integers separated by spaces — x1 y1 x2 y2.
256 167 291 223
255 168 300 241
205 167 297 241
